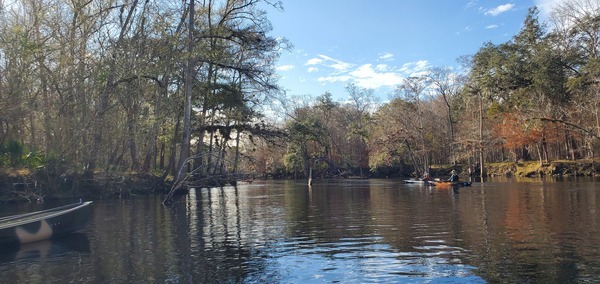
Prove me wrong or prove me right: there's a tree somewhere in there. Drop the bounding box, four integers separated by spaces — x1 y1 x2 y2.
177 0 195 181
284 106 329 177
428 66 464 165
550 0 600 157
342 83 376 174
393 76 434 176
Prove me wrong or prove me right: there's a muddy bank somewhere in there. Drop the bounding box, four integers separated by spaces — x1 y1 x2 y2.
0 169 169 203
0 168 242 203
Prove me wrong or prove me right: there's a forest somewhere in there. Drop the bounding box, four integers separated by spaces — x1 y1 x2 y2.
1 0 599 196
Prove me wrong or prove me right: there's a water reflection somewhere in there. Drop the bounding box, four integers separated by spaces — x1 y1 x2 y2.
456 179 600 283
0 233 89 264
0 233 90 282
0 178 599 283
183 180 483 282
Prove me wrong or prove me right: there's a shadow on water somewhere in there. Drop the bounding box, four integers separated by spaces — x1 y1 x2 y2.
0 233 90 263
0 233 90 283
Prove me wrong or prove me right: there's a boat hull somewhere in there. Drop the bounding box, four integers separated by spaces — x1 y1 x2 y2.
431 181 472 188
0 201 93 246
403 180 433 185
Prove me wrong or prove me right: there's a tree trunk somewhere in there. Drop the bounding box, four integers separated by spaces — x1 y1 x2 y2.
177 0 195 181
479 92 485 179
233 125 241 175
127 111 139 170
165 117 181 179
141 86 163 172
84 0 140 178
159 142 165 170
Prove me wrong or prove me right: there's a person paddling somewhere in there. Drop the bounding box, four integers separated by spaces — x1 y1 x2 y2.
448 170 459 182
422 173 431 182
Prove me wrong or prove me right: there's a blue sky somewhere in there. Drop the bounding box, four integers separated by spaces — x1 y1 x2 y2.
262 0 565 102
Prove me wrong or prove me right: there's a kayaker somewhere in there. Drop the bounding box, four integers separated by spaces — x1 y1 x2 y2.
448 170 459 182
422 173 431 182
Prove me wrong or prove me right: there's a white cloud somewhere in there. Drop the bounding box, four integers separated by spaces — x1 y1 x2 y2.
534 0 598 21
399 60 429 76
317 75 352 84
319 54 353 71
299 53 433 93
486 24 498 29
485 3 514 16
534 0 563 18
375 64 388 71
331 62 351 71
318 54 336 61
379 52 394 61
348 64 404 89
306 58 324 65
305 54 353 72
457 26 472 35
276 64 294 71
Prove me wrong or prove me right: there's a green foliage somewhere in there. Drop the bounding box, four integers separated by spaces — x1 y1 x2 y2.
486 101 504 119
567 58 600 93
0 140 22 166
316 92 338 114
286 115 327 144
468 6 569 113
283 146 303 172
0 140 45 168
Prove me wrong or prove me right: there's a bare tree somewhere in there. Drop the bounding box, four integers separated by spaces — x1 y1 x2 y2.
428 66 464 165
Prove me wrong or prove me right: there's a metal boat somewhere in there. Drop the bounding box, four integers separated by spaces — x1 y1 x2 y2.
0 201 93 246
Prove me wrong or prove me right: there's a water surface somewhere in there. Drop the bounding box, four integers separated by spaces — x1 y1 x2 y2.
0 178 599 283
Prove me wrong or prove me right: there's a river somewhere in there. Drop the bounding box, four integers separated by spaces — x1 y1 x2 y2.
0 178 599 283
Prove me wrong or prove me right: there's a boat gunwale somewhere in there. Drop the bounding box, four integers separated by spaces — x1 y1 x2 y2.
0 201 93 229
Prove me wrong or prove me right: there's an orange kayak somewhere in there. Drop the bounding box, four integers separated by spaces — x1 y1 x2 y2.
430 181 472 187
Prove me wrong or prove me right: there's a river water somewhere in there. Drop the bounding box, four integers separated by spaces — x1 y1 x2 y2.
0 178 599 283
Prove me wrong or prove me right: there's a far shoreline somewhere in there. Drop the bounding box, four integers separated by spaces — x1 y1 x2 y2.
0 159 598 203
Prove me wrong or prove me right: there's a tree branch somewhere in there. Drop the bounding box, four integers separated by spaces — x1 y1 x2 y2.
533 117 600 139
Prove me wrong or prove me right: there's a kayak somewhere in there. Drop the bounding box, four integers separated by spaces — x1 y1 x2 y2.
403 179 434 185
430 181 472 187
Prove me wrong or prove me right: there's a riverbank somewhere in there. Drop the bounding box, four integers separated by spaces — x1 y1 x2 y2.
0 169 168 203
484 159 600 178
1 159 598 203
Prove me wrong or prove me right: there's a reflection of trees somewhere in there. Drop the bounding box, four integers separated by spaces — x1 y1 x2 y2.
80 180 600 282
0 233 91 281
450 181 600 282
92 188 272 282
90 198 180 282
282 180 483 279
285 182 375 242
185 187 268 282
369 185 472 263
362 180 600 282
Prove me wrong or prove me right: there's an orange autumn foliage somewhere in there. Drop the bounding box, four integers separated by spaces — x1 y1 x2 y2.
495 113 544 149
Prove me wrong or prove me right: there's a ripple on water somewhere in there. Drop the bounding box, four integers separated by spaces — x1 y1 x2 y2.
242 235 484 283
